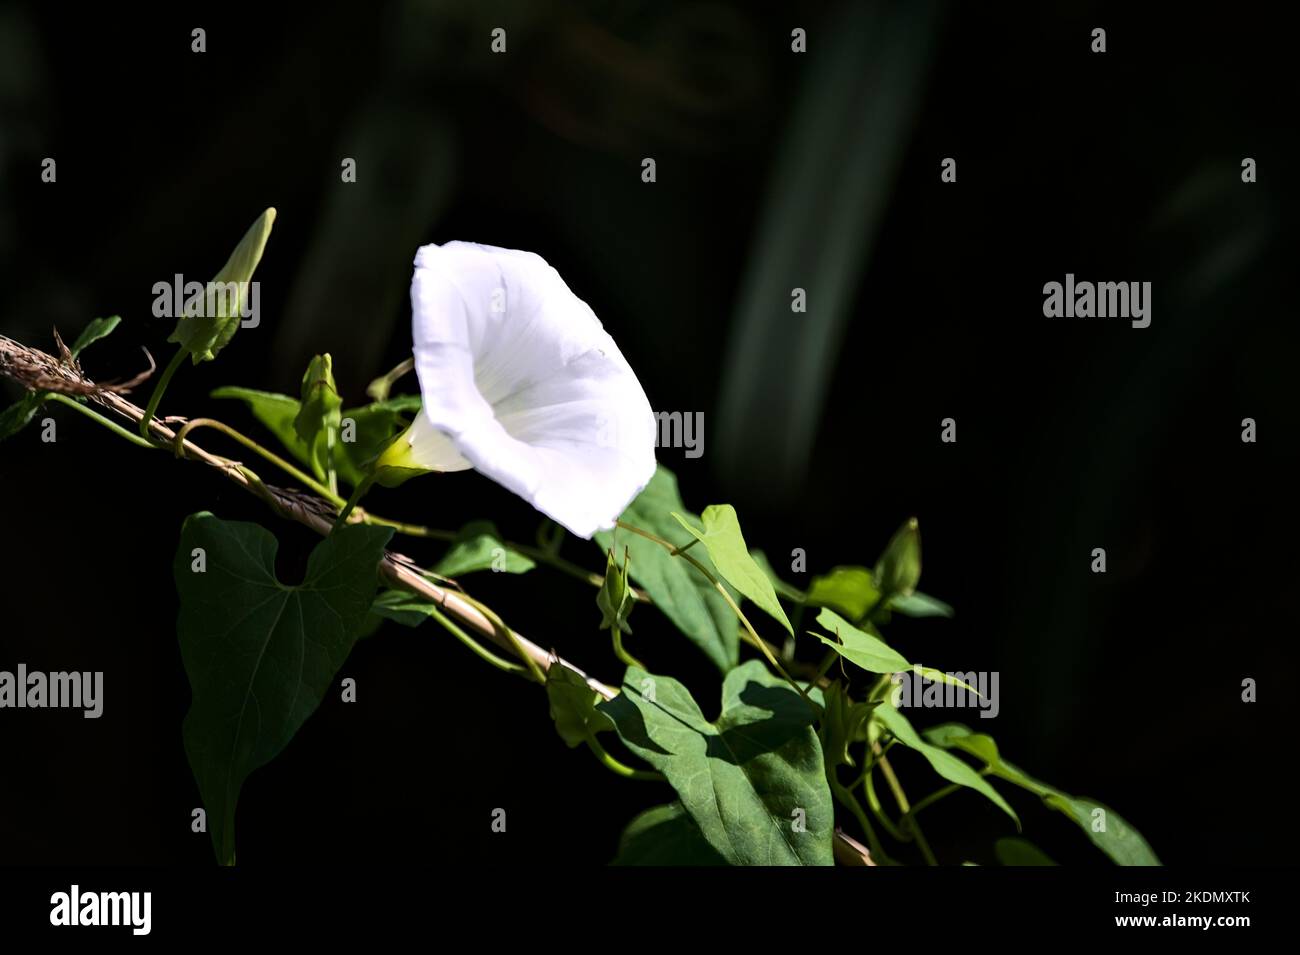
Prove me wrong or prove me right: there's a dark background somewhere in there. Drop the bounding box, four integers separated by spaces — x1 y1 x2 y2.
1 0 1296 866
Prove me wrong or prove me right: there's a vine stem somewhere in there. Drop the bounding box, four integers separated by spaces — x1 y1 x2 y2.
610 624 645 670
334 473 375 531
875 748 938 865
584 734 663 781
831 778 890 865
903 782 963 820
173 418 343 505
456 591 546 685
862 769 908 842
138 347 187 438
48 394 159 449
421 603 530 678
371 521 643 597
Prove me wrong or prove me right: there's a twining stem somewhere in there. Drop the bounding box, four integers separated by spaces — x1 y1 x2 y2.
48 394 158 449
813 648 839 684
366 356 415 401
457 591 546 685
862 769 908 842
352 514 644 596
422 604 531 678
174 418 344 506
904 783 962 820
614 519 814 708
610 624 645 670
902 770 993 824
362 516 456 541
875 748 938 865
867 672 895 703
138 347 187 438
334 473 375 530
584 734 663 781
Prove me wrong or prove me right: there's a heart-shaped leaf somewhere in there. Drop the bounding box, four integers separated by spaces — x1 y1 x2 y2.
599 661 832 865
175 513 392 864
612 802 728 866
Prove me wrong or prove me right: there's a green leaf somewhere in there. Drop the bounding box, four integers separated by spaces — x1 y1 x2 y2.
293 354 343 483
545 665 613 748
433 521 534 577
370 588 438 628
873 703 1019 828
337 396 421 482
169 208 276 364
672 504 793 636
812 608 909 673
817 681 877 770
0 391 44 441
174 513 392 864
811 608 974 696
598 660 833 866
1042 794 1161 866
806 565 879 621
874 517 922 599
596 466 738 672
612 802 729 866
211 385 310 459
995 837 1057 866
749 550 806 602
888 590 954 618
213 387 420 489
69 315 120 358
923 723 1160 865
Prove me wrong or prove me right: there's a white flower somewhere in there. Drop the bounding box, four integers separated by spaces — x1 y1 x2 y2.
382 241 656 539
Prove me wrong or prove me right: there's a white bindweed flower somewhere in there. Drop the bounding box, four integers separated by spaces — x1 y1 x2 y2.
378 241 657 539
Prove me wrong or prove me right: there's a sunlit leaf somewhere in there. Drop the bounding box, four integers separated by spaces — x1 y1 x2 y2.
874 517 921 599
806 565 879 621
433 521 534 577
873 703 1019 828
546 665 613 748
69 315 121 358
672 504 793 636
293 354 342 483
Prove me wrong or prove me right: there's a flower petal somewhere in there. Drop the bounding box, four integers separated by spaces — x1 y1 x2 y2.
409 241 656 538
